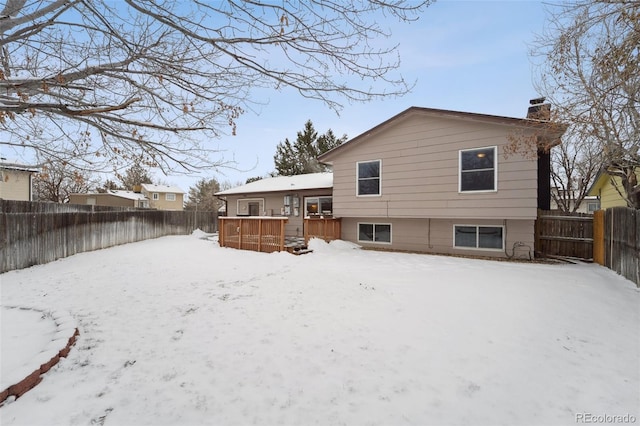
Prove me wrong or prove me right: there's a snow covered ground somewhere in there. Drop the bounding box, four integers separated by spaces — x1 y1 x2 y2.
1 232 638 426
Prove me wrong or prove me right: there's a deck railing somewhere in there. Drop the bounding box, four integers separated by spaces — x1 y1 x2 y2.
218 217 287 253
304 217 341 243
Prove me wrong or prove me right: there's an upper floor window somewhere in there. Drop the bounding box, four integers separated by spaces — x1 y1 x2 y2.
459 147 497 192
152 193 159 200
357 160 381 196
165 193 176 201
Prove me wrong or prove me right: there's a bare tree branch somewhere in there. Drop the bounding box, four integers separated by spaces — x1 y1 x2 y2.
0 0 432 175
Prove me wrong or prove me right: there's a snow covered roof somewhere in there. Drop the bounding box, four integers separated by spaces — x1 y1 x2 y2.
72 190 148 201
216 173 333 196
0 161 40 173
141 184 184 194
104 190 148 201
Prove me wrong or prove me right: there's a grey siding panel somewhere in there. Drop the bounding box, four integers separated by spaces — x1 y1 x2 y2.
222 189 332 237
341 217 535 259
331 114 538 219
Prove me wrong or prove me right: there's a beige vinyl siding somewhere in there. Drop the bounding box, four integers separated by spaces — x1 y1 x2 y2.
142 191 184 210
330 114 538 220
223 188 332 237
341 217 534 259
0 169 32 201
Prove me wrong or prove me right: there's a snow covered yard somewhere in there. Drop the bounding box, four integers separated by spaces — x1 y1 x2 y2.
1 233 638 426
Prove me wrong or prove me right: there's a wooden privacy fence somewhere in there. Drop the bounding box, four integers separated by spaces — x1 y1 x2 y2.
0 200 217 273
537 207 639 286
218 217 287 253
535 210 594 259
594 207 639 286
304 217 341 243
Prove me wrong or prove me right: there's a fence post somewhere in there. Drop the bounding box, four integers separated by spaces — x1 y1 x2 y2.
258 219 263 253
593 210 605 265
238 218 243 250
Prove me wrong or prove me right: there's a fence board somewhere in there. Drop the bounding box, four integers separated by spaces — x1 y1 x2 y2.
304 218 342 243
218 217 288 253
535 210 593 259
0 200 217 273
604 207 639 286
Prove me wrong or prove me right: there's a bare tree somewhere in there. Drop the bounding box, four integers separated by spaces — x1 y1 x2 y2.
0 0 432 174
550 134 601 212
33 158 99 202
532 1 640 208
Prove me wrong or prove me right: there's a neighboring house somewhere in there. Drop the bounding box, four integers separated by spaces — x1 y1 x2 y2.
215 173 333 238
140 184 185 211
69 190 150 208
0 161 40 201
587 168 638 209
550 188 600 214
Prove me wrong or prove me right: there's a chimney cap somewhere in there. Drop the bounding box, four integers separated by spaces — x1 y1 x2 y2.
530 97 546 105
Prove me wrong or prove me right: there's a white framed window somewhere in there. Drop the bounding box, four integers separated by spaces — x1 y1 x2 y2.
305 196 333 216
152 193 159 200
453 225 504 250
357 160 381 196
358 222 391 244
237 198 264 216
587 202 599 212
165 193 176 201
459 146 497 192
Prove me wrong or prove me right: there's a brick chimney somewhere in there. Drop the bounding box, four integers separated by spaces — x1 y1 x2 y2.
527 97 550 121
528 97 553 210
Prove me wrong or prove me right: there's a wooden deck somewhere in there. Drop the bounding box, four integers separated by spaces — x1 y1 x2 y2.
219 217 341 254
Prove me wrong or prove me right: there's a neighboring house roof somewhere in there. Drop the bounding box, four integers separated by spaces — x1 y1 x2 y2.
318 106 567 163
71 190 148 201
587 168 608 197
141 184 184 194
215 173 333 196
0 161 40 173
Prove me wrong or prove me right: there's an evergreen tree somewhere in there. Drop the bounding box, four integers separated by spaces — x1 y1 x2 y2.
185 178 222 211
273 120 347 175
117 164 153 190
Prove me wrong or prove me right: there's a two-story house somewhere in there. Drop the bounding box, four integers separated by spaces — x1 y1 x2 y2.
217 104 566 258
140 184 185 211
316 106 565 258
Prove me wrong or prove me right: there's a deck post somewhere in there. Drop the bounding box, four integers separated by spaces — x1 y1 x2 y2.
279 219 285 252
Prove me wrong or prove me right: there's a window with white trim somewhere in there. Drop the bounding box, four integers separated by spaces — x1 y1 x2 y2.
454 225 503 250
357 160 381 196
459 147 497 192
152 193 159 200
165 193 176 201
358 223 391 244
305 197 333 216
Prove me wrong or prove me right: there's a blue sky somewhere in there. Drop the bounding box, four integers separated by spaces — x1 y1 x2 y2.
170 0 551 191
